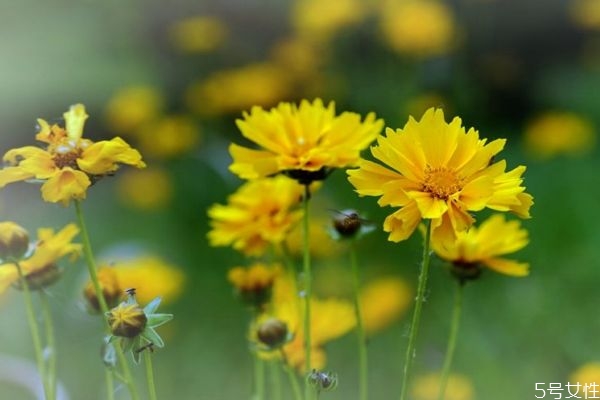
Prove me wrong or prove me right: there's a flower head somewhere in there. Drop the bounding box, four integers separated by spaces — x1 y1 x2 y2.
360 277 412 335
0 104 146 206
229 99 383 184
347 107 533 243
0 224 80 293
228 263 280 310
208 176 305 257
0 221 30 261
431 214 530 280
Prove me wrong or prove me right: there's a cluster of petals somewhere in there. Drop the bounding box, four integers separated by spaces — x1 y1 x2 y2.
348 107 533 243
0 104 145 205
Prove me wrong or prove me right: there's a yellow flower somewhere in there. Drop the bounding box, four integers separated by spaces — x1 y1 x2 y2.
228 263 280 309
570 362 600 387
186 63 293 116
104 86 164 134
0 104 146 206
411 372 474 400
208 176 305 257
117 167 173 211
379 0 457 57
0 224 80 293
347 107 533 243
135 115 200 159
168 15 228 53
360 277 412 335
83 266 122 311
107 301 147 338
292 0 366 43
431 214 529 278
285 215 344 258
229 99 383 183
523 112 595 159
98 256 185 305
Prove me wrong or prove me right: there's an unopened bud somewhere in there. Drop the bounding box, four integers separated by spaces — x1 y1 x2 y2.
83 267 122 312
257 318 290 349
0 222 30 261
12 263 62 291
107 300 147 338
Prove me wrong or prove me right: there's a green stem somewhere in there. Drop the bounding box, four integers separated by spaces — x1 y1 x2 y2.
301 185 313 400
280 350 303 400
350 243 368 400
74 200 140 400
144 350 158 400
271 360 282 400
437 282 464 400
13 261 50 400
254 355 265 400
38 291 56 400
399 220 432 400
106 370 115 400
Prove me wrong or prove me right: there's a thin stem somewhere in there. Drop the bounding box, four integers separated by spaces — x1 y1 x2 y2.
254 355 265 400
280 350 303 400
144 350 158 400
74 200 140 400
271 360 282 400
437 282 465 400
301 185 313 400
106 370 115 400
399 220 433 400
350 242 368 400
14 260 50 400
38 291 56 400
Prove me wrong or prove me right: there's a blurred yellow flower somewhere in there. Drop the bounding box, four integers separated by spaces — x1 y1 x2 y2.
523 112 595 159
96 256 185 305
83 266 122 311
412 372 474 400
136 115 200 159
0 104 146 206
571 0 600 30
117 167 173 211
168 16 228 53
570 362 600 387
208 176 305 257
432 214 529 278
230 99 383 183
292 0 366 43
186 63 292 116
228 263 280 309
270 37 324 80
347 107 533 243
285 215 344 258
0 224 80 293
105 86 164 134
360 277 412 335
379 0 456 57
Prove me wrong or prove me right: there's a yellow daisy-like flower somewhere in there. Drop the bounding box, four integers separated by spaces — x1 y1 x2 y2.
135 115 200 159
207 176 305 257
411 372 474 400
347 107 533 243
0 104 146 206
230 99 384 184
523 111 595 159
104 86 164 134
360 277 412 335
168 15 228 54
431 214 530 279
292 0 366 43
117 167 173 211
0 224 80 293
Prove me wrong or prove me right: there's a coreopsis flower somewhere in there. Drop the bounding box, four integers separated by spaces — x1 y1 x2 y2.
347 107 533 243
229 99 383 184
523 112 595 159
411 372 474 400
168 15 228 53
106 289 173 364
228 263 280 310
117 167 173 211
0 224 80 293
360 277 412 335
207 176 305 257
135 115 200 159
431 214 530 281
0 104 146 206
105 86 164 134
379 0 456 57
292 0 365 43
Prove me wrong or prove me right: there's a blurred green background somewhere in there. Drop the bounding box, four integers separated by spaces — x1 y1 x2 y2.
1 0 600 399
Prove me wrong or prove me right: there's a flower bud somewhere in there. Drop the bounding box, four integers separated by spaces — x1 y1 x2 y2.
307 369 338 392
83 267 122 312
257 318 290 349
0 222 30 261
12 263 62 291
107 301 147 338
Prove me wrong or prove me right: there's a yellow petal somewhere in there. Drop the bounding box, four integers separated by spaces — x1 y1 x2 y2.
78 137 145 175
0 265 18 294
229 143 279 179
383 201 422 242
347 159 402 197
410 191 448 218
63 104 89 140
0 166 34 188
40 168 90 206
484 257 529 277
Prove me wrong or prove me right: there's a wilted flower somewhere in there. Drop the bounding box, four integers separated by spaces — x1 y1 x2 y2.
208 176 305 257
230 99 383 184
348 107 533 243
0 104 146 205
431 214 530 281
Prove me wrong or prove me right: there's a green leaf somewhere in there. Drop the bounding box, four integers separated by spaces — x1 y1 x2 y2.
141 327 165 348
144 297 162 314
147 313 173 328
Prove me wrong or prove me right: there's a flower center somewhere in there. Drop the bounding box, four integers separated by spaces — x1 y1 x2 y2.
51 141 83 169
422 166 463 200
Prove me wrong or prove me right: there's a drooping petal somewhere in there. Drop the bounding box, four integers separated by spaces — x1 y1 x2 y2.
383 201 422 242
0 166 35 188
79 137 145 175
40 168 90 206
